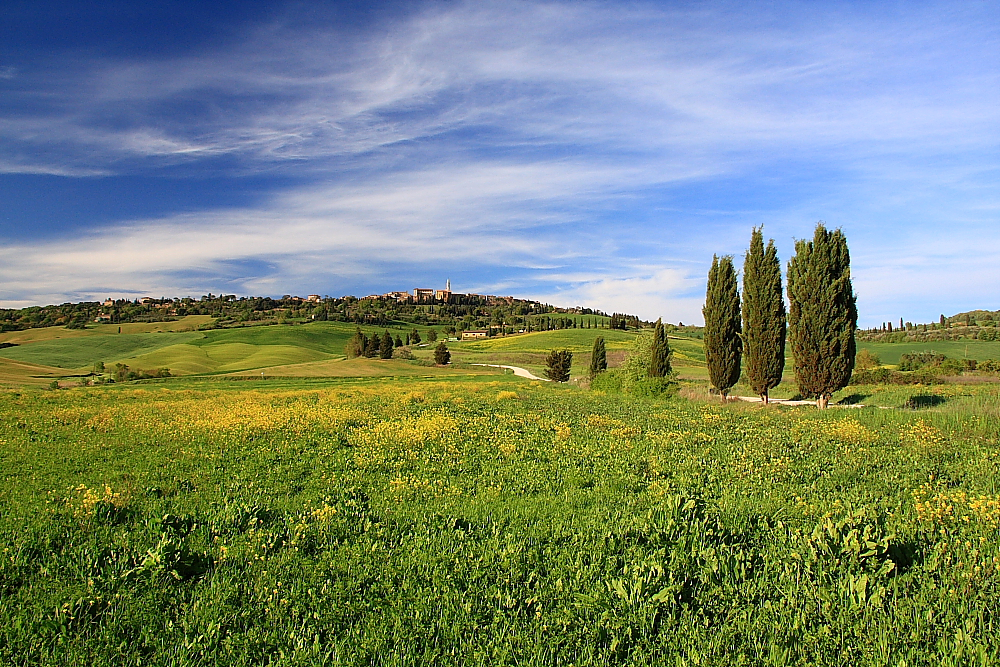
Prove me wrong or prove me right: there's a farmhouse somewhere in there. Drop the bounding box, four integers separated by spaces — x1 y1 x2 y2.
462 329 489 339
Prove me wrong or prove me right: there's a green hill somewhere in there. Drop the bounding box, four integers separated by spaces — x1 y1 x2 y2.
0 332 204 369
457 328 637 354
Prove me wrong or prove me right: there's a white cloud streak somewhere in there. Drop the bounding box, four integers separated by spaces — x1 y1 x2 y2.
1 1 998 319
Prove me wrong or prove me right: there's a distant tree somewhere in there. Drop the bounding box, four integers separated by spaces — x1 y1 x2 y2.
703 255 742 400
589 336 607 378
113 363 130 383
93 361 105 374
395 334 403 348
545 349 573 382
434 341 450 365
855 349 881 370
410 328 421 345
380 331 394 359
345 328 366 358
648 318 672 377
742 228 785 403
787 223 857 409
427 328 438 342
364 333 380 358
940 314 947 328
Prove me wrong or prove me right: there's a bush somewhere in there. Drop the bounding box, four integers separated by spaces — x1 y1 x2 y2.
589 371 623 393
979 359 1000 373
393 347 414 360
850 368 891 385
897 353 946 372
850 368 943 386
629 377 679 398
855 349 881 370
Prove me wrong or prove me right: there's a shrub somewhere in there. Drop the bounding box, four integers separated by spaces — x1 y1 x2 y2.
898 353 946 372
850 368 890 385
854 349 881 370
979 359 1000 373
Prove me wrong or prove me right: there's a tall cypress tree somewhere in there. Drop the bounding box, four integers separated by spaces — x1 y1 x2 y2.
742 228 785 404
380 331 394 359
786 223 857 409
648 318 672 377
703 255 742 399
589 336 607 377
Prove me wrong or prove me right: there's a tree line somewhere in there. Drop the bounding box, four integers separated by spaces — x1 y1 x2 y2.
703 223 857 409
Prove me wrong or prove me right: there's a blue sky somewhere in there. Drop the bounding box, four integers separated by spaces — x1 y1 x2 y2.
1 0 997 325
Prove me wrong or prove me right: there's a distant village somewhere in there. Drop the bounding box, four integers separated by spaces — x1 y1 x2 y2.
2 280 628 334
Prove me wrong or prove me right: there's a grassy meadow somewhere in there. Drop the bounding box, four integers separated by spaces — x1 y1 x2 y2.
4 322 1000 663
3 375 1000 665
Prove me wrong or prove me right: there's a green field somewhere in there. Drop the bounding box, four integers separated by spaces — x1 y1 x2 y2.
858 339 1000 365
3 376 1000 664
0 321 450 379
2 319 997 397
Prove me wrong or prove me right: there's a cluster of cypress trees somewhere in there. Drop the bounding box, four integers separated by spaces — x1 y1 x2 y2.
347 328 401 359
702 223 856 408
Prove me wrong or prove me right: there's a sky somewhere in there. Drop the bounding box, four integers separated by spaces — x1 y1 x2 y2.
1 0 997 325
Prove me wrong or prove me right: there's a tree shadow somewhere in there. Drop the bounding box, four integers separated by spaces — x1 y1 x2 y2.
837 393 868 405
904 394 946 409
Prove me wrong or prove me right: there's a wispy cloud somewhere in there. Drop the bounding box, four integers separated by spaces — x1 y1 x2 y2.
1 1 998 321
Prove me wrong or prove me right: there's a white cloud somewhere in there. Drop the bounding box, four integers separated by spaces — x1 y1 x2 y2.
531 268 705 324
1 1 998 317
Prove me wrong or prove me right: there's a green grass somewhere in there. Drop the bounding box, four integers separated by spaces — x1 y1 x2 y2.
3 376 1000 664
0 332 205 369
0 321 400 377
859 339 1000 365
457 328 637 353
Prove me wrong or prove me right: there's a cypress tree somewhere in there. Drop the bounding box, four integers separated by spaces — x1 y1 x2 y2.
364 332 380 358
433 341 450 365
703 255 742 400
786 223 857 409
544 350 572 382
395 334 403 348
380 331 394 359
589 336 607 377
742 228 785 403
345 328 366 358
648 318 672 377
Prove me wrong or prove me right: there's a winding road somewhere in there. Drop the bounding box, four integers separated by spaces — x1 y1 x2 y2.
471 364 549 381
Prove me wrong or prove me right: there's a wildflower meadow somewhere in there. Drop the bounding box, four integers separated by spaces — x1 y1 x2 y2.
2 376 1000 665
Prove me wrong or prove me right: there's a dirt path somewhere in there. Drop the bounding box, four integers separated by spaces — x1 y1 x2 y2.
471 363 549 381
731 396 866 408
